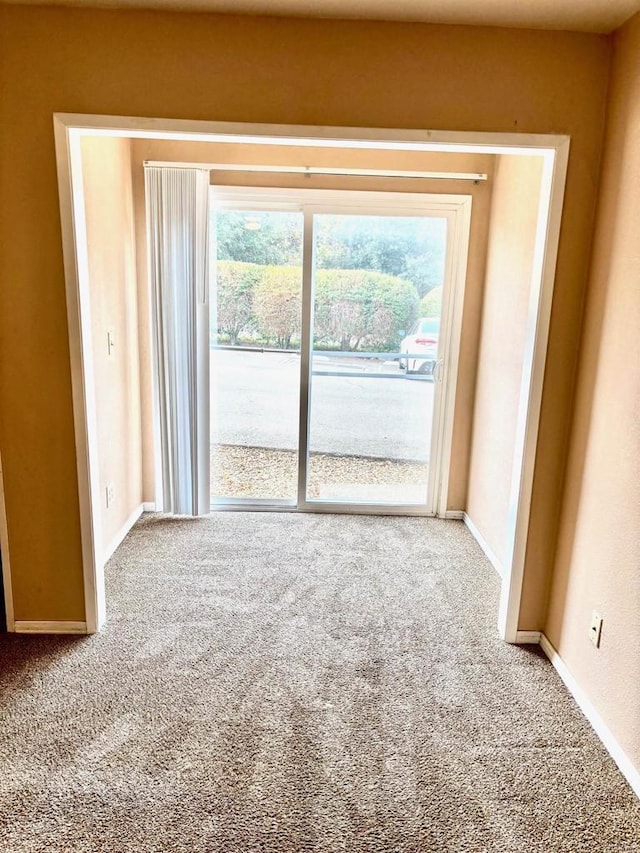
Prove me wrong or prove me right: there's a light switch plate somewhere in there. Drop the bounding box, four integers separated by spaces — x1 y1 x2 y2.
590 611 603 648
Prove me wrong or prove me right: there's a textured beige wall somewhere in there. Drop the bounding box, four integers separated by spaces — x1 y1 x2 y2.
0 6 610 621
81 136 143 554
131 138 494 507
466 155 543 565
545 11 640 773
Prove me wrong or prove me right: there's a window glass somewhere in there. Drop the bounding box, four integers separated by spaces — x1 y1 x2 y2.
419 318 440 334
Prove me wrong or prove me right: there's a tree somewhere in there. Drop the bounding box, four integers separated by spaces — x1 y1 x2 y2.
215 211 302 267
214 210 446 297
314 215 447 297
215 261 261 345
253 267 302 348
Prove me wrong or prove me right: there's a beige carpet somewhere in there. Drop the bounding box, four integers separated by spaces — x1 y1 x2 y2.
0 513 639 852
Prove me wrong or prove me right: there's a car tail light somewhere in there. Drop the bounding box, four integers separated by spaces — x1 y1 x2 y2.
415 337 437 345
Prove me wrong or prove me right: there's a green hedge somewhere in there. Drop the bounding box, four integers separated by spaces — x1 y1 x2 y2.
419 286 443 318
214 260 419 350
314 269 418 351
253 267 302 350
214 261 262 345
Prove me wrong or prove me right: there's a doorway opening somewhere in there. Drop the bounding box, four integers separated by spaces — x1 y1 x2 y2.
50 115 568 644
209 187 470 515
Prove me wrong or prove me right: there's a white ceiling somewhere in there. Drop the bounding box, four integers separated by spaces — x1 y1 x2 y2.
2 0 639 33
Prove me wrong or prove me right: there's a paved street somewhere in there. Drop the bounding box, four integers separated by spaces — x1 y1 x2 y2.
210 349 435 462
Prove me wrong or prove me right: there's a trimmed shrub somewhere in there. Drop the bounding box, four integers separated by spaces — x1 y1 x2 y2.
215 261 262 345
314 269 419 350
253 266 303 349
419 286 443 318
213 260 419 350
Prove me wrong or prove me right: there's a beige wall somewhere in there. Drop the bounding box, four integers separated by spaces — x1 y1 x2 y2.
546 12 640 773
467 155 543 565
81 136 143 554
0 6 610 621
131 138 494 506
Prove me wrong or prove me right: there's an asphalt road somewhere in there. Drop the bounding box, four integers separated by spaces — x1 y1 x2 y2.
210 349 435 462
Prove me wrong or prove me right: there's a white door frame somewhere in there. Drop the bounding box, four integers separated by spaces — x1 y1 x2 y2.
209 185 471 517
51 113 569 640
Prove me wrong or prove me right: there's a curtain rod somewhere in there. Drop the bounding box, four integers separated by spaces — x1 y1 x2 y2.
144 161 488 182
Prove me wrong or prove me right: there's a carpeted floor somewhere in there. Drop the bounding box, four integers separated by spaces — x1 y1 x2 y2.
1 513 639 852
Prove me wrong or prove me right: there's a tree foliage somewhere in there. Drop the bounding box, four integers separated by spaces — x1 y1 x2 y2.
315 215 446 297
215 210 446 298
215 211 303 267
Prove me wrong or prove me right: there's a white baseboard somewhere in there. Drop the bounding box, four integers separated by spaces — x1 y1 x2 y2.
515 630 541 644
142 502 156 512
14 621 87 634
463 513 504 577
443 510 464 520
539 633 640 800
103 504 144 563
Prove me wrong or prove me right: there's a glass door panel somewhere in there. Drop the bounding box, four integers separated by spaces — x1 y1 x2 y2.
306 213 447 506
210 209 303 503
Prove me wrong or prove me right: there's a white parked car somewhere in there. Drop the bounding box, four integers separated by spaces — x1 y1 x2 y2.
399 317 440 376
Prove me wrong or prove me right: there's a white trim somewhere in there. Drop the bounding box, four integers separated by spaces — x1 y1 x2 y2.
53 116 105 634
53 113 569 635
142 502 157 512
57 113 566 154
464 512 504 577
498 141 570 642
103 504 144 564
0 449 15 631
515 630 541 644
14 621 88 635
540 634 640 800
443 510 464 520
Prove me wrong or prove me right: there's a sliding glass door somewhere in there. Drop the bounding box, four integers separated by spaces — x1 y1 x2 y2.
210 208 303 504
306 213 445 506
210 188 467 515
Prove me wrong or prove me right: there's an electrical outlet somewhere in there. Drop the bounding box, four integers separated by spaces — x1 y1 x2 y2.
106 484 115 508
590 611 603 648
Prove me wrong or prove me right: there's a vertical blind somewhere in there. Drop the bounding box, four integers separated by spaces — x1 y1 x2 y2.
145 166 210 516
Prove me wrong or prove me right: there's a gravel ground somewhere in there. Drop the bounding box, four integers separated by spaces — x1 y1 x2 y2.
211 444 429 502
